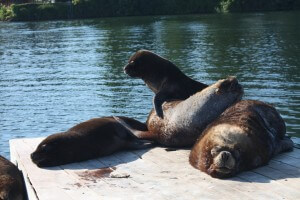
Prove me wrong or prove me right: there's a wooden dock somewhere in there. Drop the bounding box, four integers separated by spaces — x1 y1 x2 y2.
10 137 300 200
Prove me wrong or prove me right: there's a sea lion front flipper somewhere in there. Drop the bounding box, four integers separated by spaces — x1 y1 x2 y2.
153 90 171 119
113 116 155 141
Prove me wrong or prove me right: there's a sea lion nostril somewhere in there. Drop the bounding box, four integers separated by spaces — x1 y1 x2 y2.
220 151 229 161
31 152 38 160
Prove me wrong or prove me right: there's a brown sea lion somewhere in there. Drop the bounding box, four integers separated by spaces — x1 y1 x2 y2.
0 155 25 200
31 116 152 167
189 100 294 179
114 76 243 147
124 50 208 118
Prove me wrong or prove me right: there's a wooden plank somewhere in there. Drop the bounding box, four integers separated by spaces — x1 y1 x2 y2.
10 140 38 200
238 171 300 199
217 176 282 200
253 166 300 190
291 137 300 146
268 160 300 176
22 139 109 200
121 147 300 200
9 138 300 200
13 139 101 200
272 153 300 168
285 148 300 159
115 151 254 200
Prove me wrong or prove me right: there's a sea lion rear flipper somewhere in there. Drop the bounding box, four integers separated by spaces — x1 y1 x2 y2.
275 138 294 155
113 116 155 140
126 139 154 150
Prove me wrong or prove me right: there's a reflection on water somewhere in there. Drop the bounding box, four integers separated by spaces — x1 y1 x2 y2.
0 11 299 158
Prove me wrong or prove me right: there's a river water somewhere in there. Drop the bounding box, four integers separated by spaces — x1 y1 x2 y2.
0 11 299 158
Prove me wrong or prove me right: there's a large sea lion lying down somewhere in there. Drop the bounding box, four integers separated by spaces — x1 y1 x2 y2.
0 155 25 200
115 76 243 147
189 100 294 178
124 50 208 118
31 117 151 167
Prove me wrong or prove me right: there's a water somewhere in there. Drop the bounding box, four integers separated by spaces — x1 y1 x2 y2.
0 11 299 159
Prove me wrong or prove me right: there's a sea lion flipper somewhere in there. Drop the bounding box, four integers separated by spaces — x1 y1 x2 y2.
126 139 154 150
153 90 171 119
275 138 294 154
113 116 154 140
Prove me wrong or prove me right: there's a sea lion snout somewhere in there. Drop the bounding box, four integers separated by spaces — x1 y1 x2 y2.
124 61 139 77
208 150 237 178
30 152 38 161
31 150 49 167
214 151 235 169
216 76 243 95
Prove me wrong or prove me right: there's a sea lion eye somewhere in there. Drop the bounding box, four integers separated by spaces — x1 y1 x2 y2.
129 60 135 66
39 144 53 152
233 149 240 158
211 146 222 157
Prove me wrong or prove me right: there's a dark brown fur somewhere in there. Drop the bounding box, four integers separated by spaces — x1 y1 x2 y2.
31 117 151 167
124 50 207 118
189 100 293 178
0 155 25 200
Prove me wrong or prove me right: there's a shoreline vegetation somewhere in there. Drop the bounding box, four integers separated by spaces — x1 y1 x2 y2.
1 0 300 21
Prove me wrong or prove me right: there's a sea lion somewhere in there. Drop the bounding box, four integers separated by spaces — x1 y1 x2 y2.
189 100 294 179
31 116 152 167
115 76 243 147
0 155 25 200
124 50 208 118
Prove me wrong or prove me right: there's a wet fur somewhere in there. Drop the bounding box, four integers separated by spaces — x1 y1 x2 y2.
124 50 207 118
115 77 243 147
31 117 151 167
0 155 25 200
189 100 293 178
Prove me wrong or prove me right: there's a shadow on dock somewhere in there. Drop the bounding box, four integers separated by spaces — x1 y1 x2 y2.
227 149 300 183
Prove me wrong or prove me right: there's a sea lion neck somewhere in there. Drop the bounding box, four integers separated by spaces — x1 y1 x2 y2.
140 59 185 93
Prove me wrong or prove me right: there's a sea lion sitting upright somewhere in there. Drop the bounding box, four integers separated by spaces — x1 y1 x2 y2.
124 50 208 118
189 100 294 179
115 76 243 147
31 116 151 167
0 155 25 200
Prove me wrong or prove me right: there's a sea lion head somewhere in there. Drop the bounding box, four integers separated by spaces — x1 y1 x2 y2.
0 176 23 200
31 132 81 167
207 145 241 178
124 50 170 78
189 123 245 178
0 176 12 200
211 76 244 106
214 76 243 96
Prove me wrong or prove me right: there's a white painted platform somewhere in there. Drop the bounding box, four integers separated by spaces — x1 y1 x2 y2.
10 137 300 200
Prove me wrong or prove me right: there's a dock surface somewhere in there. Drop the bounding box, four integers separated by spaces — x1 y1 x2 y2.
10 137 300 200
